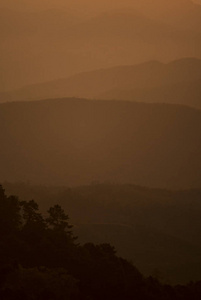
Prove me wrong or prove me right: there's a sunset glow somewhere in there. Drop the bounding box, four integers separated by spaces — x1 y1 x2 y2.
0 0 201 297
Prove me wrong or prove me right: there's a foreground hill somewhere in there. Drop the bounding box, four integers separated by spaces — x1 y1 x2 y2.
4 182 201 284
0 98 201 189
1 58 201 109
2 184 201 299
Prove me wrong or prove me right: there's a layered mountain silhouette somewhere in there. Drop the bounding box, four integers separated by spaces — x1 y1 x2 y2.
2 0 201 32
100 80 201 108
129 0 201 31
1 0 201 294
1 1 201 91
1 58 201 109
0 98 201 189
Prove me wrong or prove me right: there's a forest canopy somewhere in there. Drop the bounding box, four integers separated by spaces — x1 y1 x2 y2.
1 184 201 300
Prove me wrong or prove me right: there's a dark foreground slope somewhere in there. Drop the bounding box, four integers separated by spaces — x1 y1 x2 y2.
0 98 201 189
3 182 201 284
2 184 201 299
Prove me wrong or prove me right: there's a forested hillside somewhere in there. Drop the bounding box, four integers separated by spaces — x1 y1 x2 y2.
4 182 201 284
1 184 201 299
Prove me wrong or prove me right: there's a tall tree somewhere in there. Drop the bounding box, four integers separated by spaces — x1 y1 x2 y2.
46 204 73 233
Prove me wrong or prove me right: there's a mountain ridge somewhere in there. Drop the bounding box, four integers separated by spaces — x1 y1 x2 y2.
0 98 201 189
1 57 201 109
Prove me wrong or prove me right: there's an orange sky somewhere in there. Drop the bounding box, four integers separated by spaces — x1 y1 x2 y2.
1 0 201 11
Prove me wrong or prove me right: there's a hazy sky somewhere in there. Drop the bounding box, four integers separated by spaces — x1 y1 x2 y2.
1 0 201 11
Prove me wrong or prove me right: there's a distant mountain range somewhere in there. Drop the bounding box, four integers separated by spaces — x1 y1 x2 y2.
129 0 201 31
2 0 201 32
0 98 201 189
1 58 201 109
1 0 201 91
100 80 201 108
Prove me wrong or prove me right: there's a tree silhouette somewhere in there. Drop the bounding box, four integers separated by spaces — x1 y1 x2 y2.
20 200 44 226
0 185 21 235
1 184 201 300
46 204 72 233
